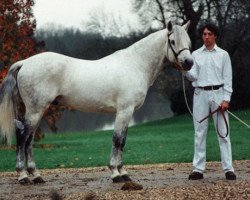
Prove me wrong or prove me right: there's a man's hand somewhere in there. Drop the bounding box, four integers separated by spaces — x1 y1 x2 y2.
220 101 229 111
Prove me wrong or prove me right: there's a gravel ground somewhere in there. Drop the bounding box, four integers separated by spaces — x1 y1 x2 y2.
0 160 249 200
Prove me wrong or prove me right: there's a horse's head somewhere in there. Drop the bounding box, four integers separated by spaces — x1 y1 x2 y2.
165 21 193 71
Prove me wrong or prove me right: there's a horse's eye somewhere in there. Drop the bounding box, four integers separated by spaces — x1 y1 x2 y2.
171 40 175 45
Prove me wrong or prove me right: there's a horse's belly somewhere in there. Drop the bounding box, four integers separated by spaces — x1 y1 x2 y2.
61 95 117 114
75 103 116 113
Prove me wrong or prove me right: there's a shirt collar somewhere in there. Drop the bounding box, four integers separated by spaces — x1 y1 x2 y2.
201 44 218 52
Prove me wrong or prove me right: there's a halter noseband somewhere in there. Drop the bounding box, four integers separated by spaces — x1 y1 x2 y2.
167 32 190 62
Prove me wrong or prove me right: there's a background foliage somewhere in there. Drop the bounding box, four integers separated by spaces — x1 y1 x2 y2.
133 0 250 112
0 0 37 82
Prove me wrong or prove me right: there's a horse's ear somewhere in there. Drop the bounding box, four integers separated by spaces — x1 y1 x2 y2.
182 20 191 31
167 21 173 32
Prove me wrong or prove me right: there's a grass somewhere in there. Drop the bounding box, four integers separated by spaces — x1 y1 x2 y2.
0 110 249 172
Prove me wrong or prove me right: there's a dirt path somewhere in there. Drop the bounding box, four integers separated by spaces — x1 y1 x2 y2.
0 160 249 200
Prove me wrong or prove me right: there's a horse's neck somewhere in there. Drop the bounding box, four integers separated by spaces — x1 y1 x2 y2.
128 29 167 86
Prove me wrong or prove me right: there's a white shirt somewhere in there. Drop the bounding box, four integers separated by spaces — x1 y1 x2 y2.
185 44 233 102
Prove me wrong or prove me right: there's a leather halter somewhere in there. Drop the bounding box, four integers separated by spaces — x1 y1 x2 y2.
167 32 190 62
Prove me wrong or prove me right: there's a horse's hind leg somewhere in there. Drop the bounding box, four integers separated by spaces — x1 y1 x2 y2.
16 111 45 184
15 119 31 184
109 107 134 183
25 128 45 184
25 112 45 183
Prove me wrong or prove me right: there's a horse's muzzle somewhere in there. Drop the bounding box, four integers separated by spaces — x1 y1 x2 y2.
182 59 193 71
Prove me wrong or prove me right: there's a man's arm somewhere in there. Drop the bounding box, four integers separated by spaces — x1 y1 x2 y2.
222 52 233 102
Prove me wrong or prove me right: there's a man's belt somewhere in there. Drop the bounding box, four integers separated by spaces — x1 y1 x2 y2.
198 84 223 90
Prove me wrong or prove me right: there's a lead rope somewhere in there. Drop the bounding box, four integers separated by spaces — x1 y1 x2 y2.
181 73 199 122
212 100 250 129
182 74 250 138
200 106 229 138
216 108 229 138
182 73 229 138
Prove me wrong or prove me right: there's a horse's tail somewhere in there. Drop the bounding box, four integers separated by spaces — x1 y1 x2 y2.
0 62 23 145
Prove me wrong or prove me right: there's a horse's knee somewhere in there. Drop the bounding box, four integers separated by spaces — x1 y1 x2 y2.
113 127 128 150
113 134 126 149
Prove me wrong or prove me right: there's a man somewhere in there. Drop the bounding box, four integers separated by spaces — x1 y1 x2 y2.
184 23 236 180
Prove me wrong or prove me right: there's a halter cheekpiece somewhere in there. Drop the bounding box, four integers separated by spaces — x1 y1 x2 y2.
167 32 190 60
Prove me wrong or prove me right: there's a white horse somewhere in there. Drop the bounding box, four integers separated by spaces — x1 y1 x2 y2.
0 21 193 184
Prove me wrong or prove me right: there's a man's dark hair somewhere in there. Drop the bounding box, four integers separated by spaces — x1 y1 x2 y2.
200 23 220 38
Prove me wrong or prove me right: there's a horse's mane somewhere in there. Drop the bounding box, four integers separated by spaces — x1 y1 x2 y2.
125 25 191 57
129 29 167 50
122 29 167 59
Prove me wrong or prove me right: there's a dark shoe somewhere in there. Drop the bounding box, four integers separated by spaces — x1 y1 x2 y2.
225 171 236 180
188 171 203 180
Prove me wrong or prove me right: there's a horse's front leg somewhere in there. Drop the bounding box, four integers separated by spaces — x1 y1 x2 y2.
109 108 133 183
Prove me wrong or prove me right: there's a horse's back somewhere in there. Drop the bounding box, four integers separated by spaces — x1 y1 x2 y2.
16 52 147 113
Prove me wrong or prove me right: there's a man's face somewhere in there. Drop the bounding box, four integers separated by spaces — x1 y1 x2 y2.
202 28 216 48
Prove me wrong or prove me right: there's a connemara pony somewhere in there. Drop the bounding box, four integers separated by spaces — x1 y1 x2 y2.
0 21 193 184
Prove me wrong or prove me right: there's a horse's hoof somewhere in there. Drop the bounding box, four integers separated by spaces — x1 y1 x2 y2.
112 176 124 183
121 174 132 182
33 176 46 184
19 177 32 185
